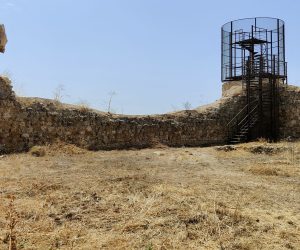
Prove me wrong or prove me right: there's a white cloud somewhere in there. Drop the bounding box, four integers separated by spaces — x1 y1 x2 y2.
0 0 16 8
0 0 23 11
6 2 15 7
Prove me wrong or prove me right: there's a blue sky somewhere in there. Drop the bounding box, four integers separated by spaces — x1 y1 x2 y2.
0 0 299 114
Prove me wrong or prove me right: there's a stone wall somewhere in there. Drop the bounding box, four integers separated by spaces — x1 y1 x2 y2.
0 76 299 153
0 77 247 153
279 85 300 139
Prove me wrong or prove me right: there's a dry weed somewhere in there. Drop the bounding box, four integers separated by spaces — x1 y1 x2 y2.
77 100 91 112
4 196 19 250
249 164 281 176
0 141 299 249
30 146 46 157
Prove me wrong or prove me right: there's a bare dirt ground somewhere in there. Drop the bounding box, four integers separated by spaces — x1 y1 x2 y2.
0 141 299 250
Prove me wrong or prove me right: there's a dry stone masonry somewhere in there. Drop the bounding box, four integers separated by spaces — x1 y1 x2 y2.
279 85 300 138
0 76 299 153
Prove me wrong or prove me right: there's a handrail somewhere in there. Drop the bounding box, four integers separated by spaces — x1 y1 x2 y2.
236 104 258 128
227 99 258 128
227 104 248 128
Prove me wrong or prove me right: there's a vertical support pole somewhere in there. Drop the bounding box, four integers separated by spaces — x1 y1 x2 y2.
266 30 269 74
283 24 286 82
234 31 236 77
272 55 277 140
277 19 280 76
260 43 263 72
276 72 279 141
241 40 244 77
270 30 273 67
246 57 251 136
243 48 246 80
251 25 254 64
259 57 263 137
229 22 233 79
221 28 223 81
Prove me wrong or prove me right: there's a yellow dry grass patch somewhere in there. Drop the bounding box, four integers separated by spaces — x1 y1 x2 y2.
249 164 291 176
0 141 299 249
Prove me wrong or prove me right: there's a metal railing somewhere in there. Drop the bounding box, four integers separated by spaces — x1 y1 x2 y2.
222 57 288 82
227 99 259 140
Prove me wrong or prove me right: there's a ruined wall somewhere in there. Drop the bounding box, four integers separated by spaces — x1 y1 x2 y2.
0 76 299 153
221 81 300 140
279 85 300 139
0 77 247 153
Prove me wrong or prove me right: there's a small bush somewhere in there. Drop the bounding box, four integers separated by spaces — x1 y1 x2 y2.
30 146 46 157
77 100 91 112
249 165 279 176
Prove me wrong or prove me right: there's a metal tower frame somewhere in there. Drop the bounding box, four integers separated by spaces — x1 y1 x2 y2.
222 17 288 143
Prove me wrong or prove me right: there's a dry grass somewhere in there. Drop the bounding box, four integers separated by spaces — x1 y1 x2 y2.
29 146 46 157
3 196 18 250
249 164 281 176
0 141 299 249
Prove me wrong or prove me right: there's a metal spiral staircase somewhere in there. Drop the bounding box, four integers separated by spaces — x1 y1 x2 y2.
226 55 280 144
227 62 259 144
222 18 287 144
227 49 283 144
